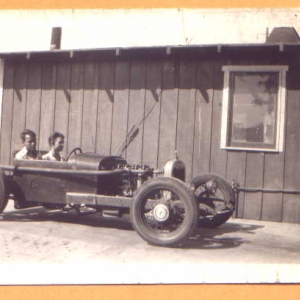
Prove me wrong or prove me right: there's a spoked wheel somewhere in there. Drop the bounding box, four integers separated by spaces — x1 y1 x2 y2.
131 177 198 247
191 174 235 228
0 169 8 214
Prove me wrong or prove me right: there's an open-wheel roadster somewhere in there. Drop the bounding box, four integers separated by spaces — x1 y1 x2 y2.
0 148 235 247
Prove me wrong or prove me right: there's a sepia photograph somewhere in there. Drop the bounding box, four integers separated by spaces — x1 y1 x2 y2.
0 7 300 285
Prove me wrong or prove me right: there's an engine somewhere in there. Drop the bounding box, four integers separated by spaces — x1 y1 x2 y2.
95 155 154 197
110 159 186 197
114 164 154 197
74 153 185 197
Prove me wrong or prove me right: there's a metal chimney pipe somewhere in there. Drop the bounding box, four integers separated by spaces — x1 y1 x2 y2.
50 27 62 50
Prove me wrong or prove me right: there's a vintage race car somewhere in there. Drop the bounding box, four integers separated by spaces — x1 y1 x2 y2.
0 148 235 247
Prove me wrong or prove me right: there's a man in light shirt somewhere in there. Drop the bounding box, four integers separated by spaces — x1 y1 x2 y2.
42 132 66 161
15 129 41 160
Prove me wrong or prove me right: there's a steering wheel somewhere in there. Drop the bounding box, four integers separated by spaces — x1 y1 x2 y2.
66 147 83 161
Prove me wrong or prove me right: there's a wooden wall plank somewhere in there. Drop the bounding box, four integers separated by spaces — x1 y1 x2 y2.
96 61 114 155
282 196 300 224
82 62 99 153
11 63 28 153
243 152 264 220
0 62 15 164
157 60 178 168
126 61 146 165
26 63 42 139
111 61 130 156
192 61 214 177
209 61 228 177
225 151 246 218
176 61 197 182
54 63 71 158
68 62 84 153
142 60 162 168
262 152 284 221
282 88 300 223
39 64 57 151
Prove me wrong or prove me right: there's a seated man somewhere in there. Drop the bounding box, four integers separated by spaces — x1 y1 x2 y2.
15 129 42 160
42 132 66 161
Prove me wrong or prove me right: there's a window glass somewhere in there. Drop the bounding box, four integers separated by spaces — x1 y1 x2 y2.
229 72 278 148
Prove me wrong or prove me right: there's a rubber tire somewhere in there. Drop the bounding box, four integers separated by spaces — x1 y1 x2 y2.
0 169 8 214
131 177 198 247
191 173 235 228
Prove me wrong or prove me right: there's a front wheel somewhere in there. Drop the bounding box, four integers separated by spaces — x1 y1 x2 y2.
191 174 235 228
131 177 198 247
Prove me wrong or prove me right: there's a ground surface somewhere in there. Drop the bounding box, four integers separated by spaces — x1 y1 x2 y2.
1 201 300 284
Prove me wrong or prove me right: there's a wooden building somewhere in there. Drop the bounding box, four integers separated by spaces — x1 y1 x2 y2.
1 33 300 223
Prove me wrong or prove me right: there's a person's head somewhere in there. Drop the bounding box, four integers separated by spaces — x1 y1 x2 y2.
20 129 37 151
48 132 65 152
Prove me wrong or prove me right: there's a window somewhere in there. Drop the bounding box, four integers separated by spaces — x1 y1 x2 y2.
221 65 288 152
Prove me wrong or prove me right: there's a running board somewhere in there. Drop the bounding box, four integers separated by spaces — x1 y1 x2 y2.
66 192 132 208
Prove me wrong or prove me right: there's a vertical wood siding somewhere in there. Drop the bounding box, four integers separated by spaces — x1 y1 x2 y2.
225 152 247 218
97 62 114 154
0 62 15 164
82 62 100 153
111 61 130 155
192 61 214 177
11 64 28 154
243 153 264 220
68 62 84 152
282 91 300 223
1 56 300 224
54 63 71 158
158 60 178 168
142 61 162 168
209 61 228 178
39 64 56 150
176 61 197 181
262 152 284 221
126 61 147 165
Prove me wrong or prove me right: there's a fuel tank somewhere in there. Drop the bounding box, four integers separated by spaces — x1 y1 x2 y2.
74 153 127 171
74 153 128 195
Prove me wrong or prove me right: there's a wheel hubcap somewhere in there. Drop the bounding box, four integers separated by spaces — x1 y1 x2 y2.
153 204 170 222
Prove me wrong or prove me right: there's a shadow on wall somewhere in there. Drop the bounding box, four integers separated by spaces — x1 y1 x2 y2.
4 58 219 103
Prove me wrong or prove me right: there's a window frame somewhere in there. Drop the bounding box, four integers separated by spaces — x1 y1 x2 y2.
0 59 4 136
221 65 288 152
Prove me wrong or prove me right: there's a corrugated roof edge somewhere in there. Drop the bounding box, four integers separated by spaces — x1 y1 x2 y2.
1 43 300 60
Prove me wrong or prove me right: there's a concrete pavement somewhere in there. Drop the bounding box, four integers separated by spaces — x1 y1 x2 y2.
0 200 300 284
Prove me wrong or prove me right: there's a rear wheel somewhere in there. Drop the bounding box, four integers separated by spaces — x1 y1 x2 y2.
0 169 8 213
131 177 198 247
191 174 235 228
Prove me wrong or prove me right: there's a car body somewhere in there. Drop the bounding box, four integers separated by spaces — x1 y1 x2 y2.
0 148 235 247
